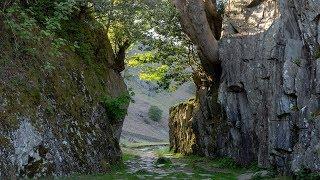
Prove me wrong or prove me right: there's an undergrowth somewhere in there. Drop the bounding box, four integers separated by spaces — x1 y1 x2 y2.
101 93 131 121
2 0 77 61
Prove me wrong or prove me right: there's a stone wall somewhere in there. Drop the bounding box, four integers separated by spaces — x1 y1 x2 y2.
0 11 128 178
169 0 320 175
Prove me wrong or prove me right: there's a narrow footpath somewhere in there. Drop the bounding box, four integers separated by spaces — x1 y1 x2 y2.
71 145 288 179
119 145 277 180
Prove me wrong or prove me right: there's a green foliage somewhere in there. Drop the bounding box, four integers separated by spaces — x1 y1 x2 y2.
148 105 163 122
247 162 263 172
315 48 320 59
128 0 200 90
139 65 169 82
92 0 200 90
57 14 98 65
3 0 76 44
2 0 202 90
3 4 39 54
214 157 239 169
2 0 78 71
155 147 171 157
122 153 138 161
101 93 131 121
94 0 149 52
127 52 155 67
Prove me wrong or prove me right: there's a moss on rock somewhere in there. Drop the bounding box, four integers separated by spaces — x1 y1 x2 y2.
0 7 128 178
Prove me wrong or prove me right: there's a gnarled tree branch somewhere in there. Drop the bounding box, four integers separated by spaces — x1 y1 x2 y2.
172 0 222 78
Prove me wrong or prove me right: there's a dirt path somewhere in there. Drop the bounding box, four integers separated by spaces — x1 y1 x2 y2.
125 146 192 174
122 145 234 179
70 145 277 179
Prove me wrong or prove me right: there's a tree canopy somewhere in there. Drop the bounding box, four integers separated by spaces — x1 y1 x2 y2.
1 0 204 90
94 0 202 90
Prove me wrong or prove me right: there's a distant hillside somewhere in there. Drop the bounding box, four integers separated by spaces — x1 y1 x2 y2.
121 67 195 143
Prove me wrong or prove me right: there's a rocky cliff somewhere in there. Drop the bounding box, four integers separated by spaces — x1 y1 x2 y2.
0 9 127 178
169 0 320 175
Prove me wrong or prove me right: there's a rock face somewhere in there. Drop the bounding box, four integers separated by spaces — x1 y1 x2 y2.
169 0 320 175
0 12 127 178
169 99 197 154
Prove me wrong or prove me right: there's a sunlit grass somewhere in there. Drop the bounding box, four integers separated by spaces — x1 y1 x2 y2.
154 146 171 156
122 152 138 161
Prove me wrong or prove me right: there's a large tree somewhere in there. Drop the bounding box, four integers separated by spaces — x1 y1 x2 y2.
172 0 224 79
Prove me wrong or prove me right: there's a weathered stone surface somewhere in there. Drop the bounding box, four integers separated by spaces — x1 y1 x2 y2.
222 0 279 36
169 99 197 154
169 0 320 175
0 12 127 178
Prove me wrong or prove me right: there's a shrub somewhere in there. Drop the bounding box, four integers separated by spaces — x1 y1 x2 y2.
101 93 131 121
148 105 163 122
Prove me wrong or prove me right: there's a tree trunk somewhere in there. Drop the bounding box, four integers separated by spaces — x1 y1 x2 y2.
172 0 222 77
112 41 130 73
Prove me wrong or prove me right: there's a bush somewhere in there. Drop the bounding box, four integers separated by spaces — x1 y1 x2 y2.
101 93 131 121
148 105 163 122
